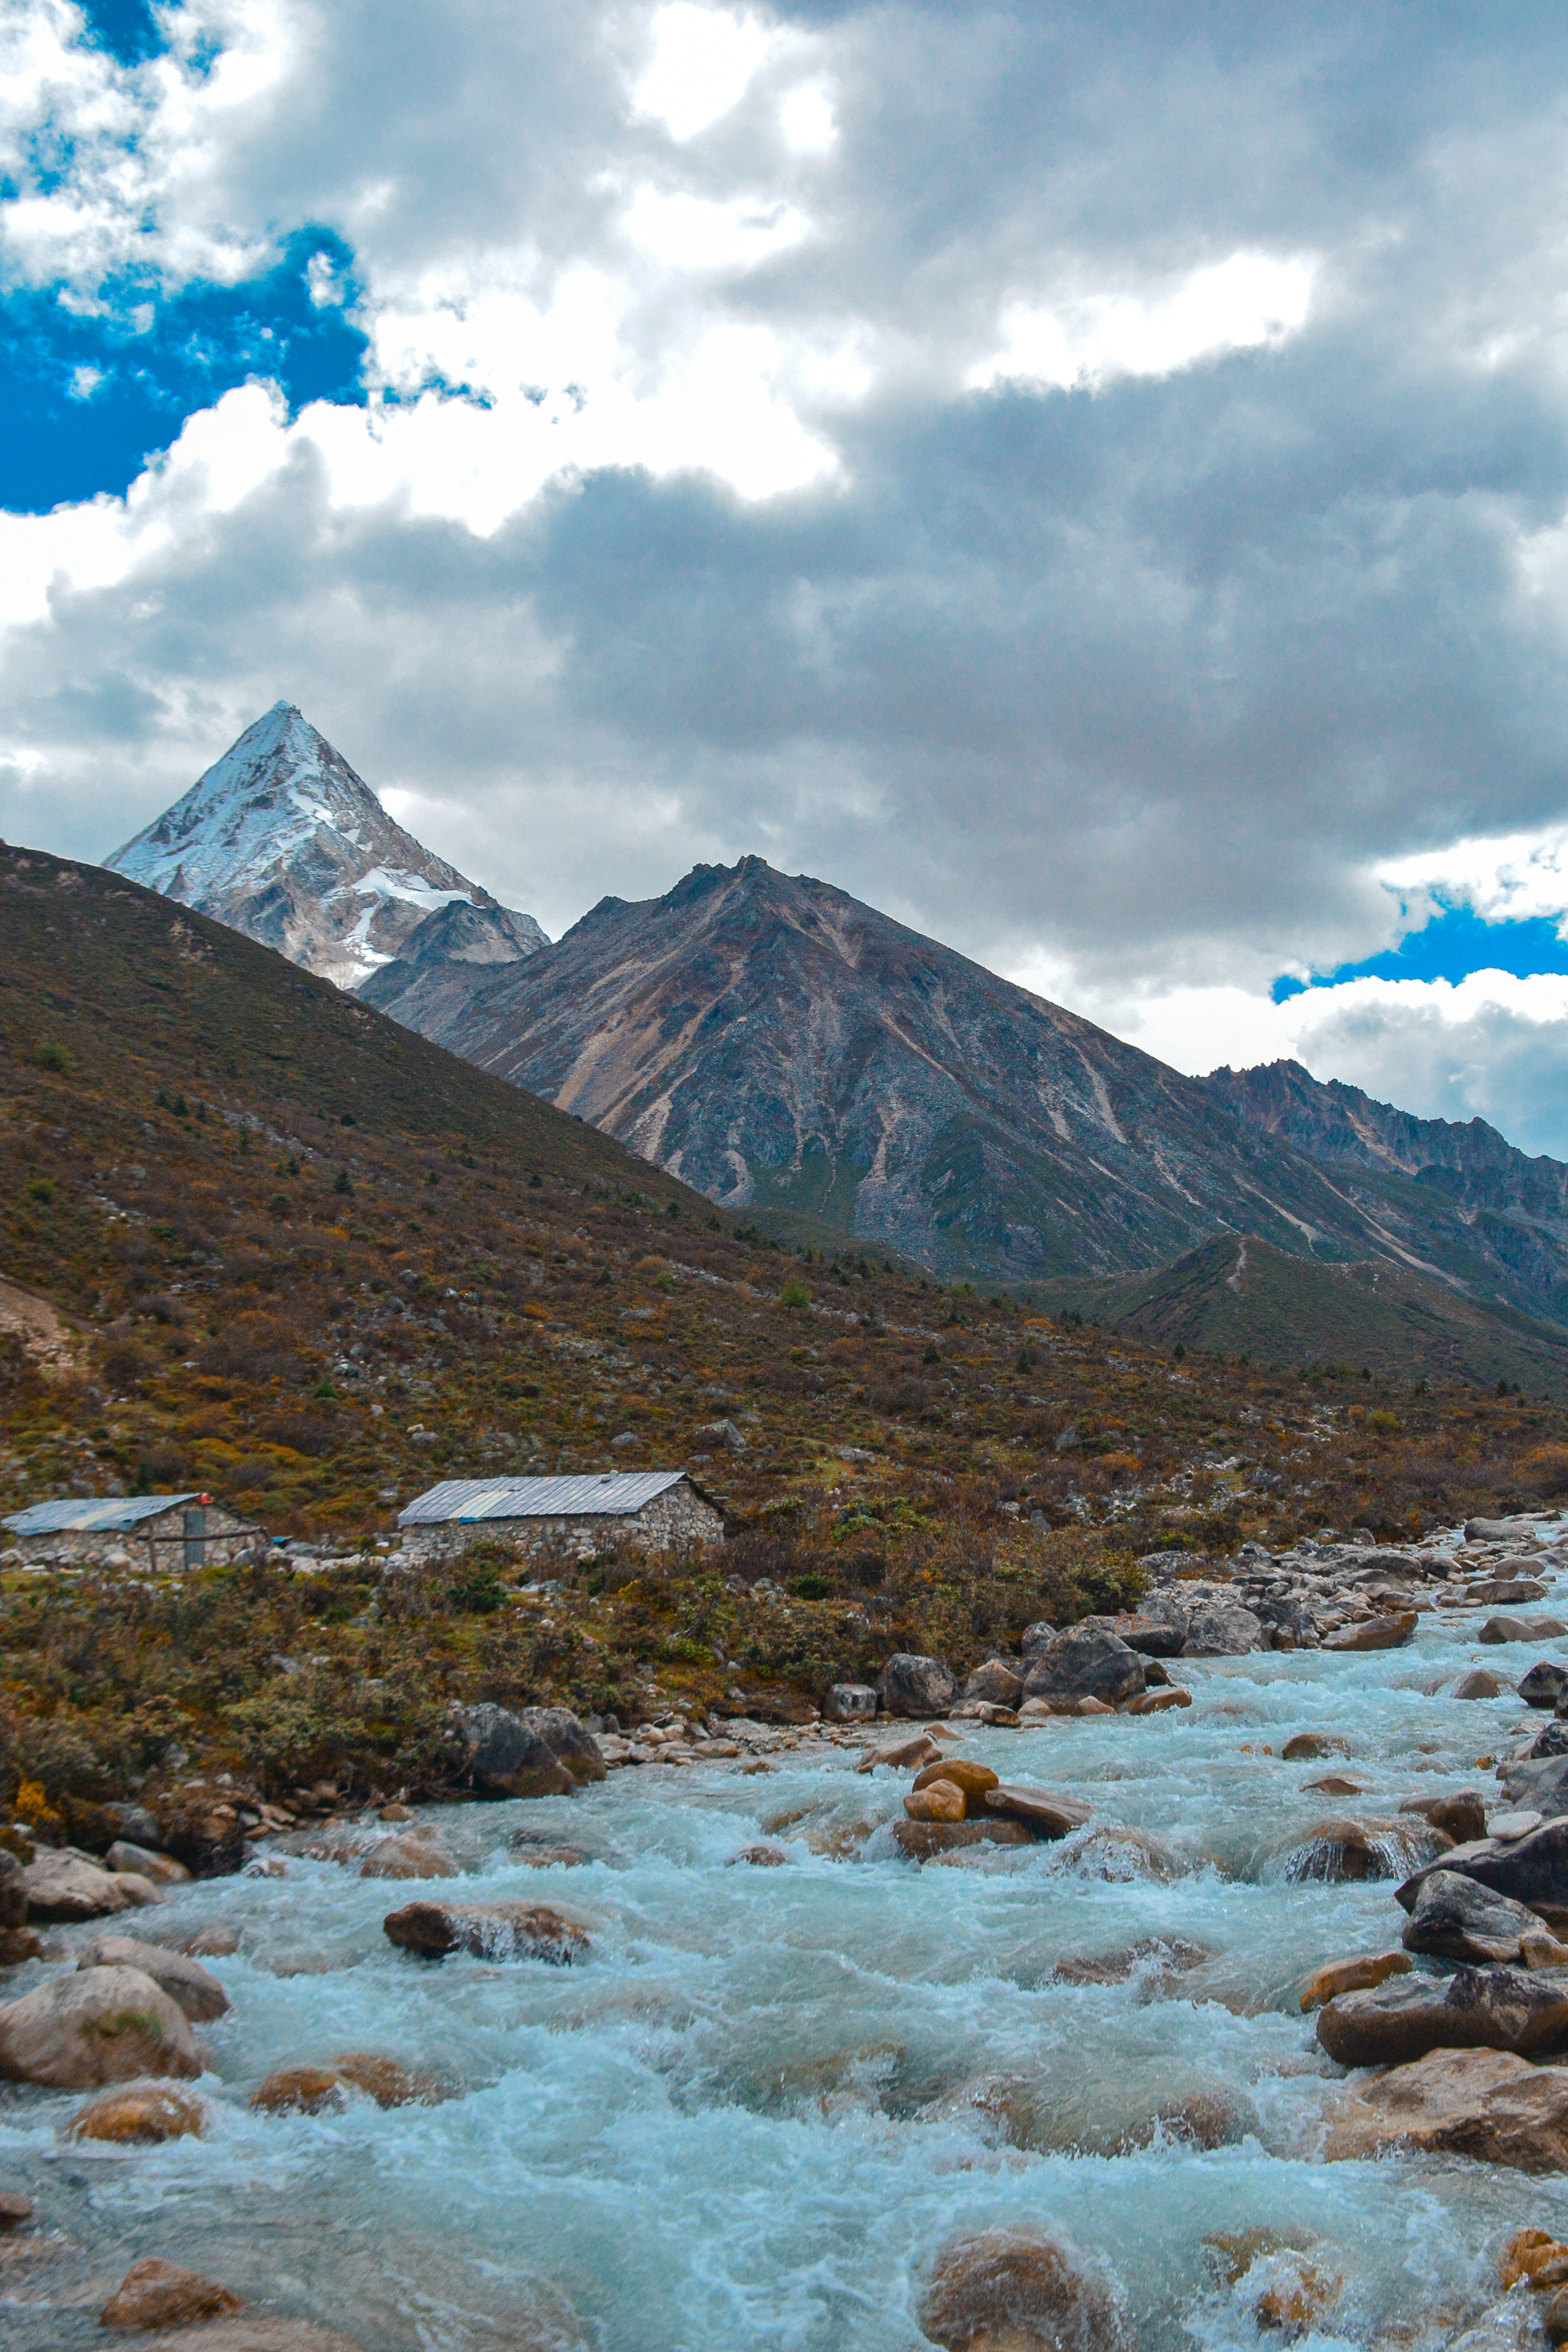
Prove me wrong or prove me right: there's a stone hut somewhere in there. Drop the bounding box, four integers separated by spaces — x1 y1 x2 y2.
396 1471 724 1562
1 1492 263 1572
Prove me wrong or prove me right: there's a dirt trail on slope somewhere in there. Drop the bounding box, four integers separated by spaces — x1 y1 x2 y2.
0 1274 77 1374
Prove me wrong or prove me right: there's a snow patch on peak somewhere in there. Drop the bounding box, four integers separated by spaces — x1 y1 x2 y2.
104 705 548 991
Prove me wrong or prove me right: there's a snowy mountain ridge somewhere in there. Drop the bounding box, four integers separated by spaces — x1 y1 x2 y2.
106 702 546 990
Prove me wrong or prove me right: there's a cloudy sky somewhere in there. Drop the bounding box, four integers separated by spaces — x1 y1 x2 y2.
8 2 1568 1153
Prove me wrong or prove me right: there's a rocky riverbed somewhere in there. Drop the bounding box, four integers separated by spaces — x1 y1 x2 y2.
10 1516 1568 2348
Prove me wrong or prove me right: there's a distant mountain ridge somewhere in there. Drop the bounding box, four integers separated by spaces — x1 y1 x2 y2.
361 854 1568 1317
107 702 546 992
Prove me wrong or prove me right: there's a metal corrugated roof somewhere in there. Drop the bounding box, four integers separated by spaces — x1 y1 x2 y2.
2 1494 201 1537
398 1472 691 1525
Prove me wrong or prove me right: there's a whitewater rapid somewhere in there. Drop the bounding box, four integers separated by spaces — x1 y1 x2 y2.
7 1579 1568 2350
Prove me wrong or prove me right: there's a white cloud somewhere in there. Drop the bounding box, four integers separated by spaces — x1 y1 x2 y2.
971 250 1316 393
778 81 835 156
630 3 775 144
1376 826 1568 931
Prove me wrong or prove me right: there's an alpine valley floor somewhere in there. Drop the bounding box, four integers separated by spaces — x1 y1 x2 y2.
8 1520 1568 2349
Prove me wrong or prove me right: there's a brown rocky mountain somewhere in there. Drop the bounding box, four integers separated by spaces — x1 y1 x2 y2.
361 855 1568 1313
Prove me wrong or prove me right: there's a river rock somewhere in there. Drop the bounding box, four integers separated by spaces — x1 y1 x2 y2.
20 1849 130 1922
1401 1791 1488 1844
963 1659 1025 1707
823 1683 877 1722
1401 1817 1568 1933
913 1759 999 1806
1019 1622 1058 1656
452 1704 605 1798
1122 1595 1188 1657
1183 1600 1265 1655
1282 1733 1348 1761
1323 1612 1418 1651
983 1785 1095 1839
0 2190 32 2227
1125 1686 1192 1714
891 1820 1033 1863
1500 2228 1568 2290
1455 1669 1508 1699
1468 1517 1540 1543
1483 1617 1568 1645
1471 1580 1549 1604
877 1654 956 1717
1401 1869 1546 1962
1283 1817 1428 1883
1323 2046 1568 2170
102 2259 241 2332
1067 1825 1183 1881
855 1732 942 1773
333 2053 444 2107
725 1844 790 1866
383 1899 589 1963
0 1850 27 1930
918 2226 1127 2352
1520 1664 1568 1708
183 1926 241 1958
106 1842 191 1886
1022 1624 1145 1707
77 1935 230 2022
69 2080 209 2143
359 1832 455 1881
906 1780 966 1823
1300 1951 1410 2010
1500 1755 1568 1814
0 1965 200 2087
1316 1964 1568 2067
252 2066 346 2118
152 1790 247 1878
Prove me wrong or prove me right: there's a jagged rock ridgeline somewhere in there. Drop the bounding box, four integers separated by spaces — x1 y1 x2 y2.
363 854 1566 1296
106 702 546 993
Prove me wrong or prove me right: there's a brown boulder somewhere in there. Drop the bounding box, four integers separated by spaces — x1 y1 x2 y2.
1482 1616 1568 1644
358 1833 455 1882
0 2190 33 2228
0 1849 26 1929
913 1759 1000 1805
151 1791 248 1878
1282 1733 1348 1761
1316 1964 1568 2068
724 1844 789 1866
1282 1817 1432 1883
383 1900 589 1963
0 1965 200 2088
855 1733 942 1775
1454 1668 1508 1699
919 2227 1127 2352
332 2053 443 2107
1124 1686 1192 1714
1400 1791 1488 1845
105 1842 191 1886
252 2067 346 2118
69 2081 208 2143
1324 2047 1568 2169
78 1935 230 2022
102 2258 241 2332
891 1819 1033 1863
906 1780 966 1823
0 1928 43 1966
1323 1612 1418 1651
983 1785 1095 1840
1500 2227 1568 2290
183 1926 241 1958
1401 1869 1546 1964
1300 1951 1410 2011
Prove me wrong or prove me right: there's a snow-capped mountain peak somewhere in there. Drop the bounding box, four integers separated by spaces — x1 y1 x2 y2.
106 703 546 989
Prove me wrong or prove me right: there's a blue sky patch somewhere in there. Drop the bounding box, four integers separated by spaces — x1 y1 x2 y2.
1272 902 1568 1003
77 0 165 67
1 228 368 514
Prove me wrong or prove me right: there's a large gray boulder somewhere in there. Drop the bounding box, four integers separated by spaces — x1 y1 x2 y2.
0 1965 201 2088
1519 1663 1568 1708
1397 1817 1568 1933
1121 1595 1187 1657
77 1935 230 2023
1501 1754 1568 1813
1182 1600 1264 1656
982 1786 1095 1839
452 1704 605 1798
21 1849 130 1922
1018 1622 1058 1657
1022 1624 1145 1707
963 1659 1025 1707
877 1654 956 1718
1402 1870 1546 1964
1317 1965 1568 2069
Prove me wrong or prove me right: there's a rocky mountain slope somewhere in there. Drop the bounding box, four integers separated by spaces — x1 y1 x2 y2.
107 702 546 992
1033 1233 1568 1397
361 856 1568 1319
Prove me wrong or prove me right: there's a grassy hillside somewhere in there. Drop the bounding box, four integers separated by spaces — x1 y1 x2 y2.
1029 1234 1568 1397
5 847 1568 1813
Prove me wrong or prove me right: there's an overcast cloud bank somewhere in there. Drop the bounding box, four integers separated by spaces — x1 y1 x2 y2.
7 2 1568 1147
